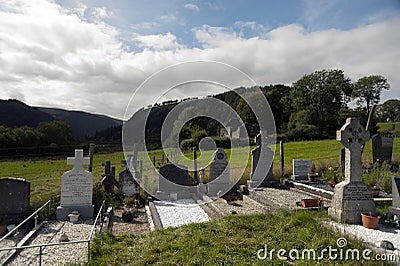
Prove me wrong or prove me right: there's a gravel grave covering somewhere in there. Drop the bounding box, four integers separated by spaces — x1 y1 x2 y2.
8 220 93 265
154 199 210 228
112 207 150 235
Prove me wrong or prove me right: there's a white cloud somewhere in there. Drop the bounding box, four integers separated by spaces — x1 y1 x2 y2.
91 7 112 21
0 0 399 120
133 32 183 50
184 3 199 12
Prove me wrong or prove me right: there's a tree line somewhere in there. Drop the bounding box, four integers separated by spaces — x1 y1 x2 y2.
0 121 74 148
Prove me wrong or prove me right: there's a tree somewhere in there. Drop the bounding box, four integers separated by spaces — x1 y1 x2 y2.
378 99 400 122
37 121 74 145
290 69 352 137
352 75 390 112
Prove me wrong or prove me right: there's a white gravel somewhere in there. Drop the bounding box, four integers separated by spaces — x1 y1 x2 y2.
325 221 400 262
154 199 210 228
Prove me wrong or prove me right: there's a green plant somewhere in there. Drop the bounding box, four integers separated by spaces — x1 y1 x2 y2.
363 162 393 193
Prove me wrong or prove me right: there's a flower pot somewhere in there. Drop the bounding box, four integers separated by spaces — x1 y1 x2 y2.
0 224 7 236
68 213 80 223
361 213 380 229
307 173 318 182
301 198 323 208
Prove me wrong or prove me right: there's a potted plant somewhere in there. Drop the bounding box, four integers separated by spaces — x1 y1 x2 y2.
361 212 381 229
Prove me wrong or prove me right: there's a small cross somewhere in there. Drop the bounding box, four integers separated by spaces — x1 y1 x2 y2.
67 149 90 169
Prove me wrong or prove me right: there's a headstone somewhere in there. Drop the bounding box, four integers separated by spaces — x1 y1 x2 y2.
56 149 94 220
328 118 375 224
372 134 393 163
208 148 231 197
118 159 140 197
291 159 312 180
248 132 276 188
156 163 191 200
389 177 400 216
0 178 30 225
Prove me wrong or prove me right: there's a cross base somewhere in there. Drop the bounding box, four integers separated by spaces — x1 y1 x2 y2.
328 181 375 224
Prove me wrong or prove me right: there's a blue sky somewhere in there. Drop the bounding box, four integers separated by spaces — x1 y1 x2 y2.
0 0 399 118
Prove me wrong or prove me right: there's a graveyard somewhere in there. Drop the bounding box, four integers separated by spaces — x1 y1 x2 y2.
0 125 399 264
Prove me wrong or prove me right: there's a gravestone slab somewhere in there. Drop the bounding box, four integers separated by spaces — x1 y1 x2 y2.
56 150 94 220
248 132 276 188
0 178 30 225
372 134 393 163
389 177 400 216
156 163 192 200
328 118 375 224
291 159 312 180
208 148 231 197
118 160 140 197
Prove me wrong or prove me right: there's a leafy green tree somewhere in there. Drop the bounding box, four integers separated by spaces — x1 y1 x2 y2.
378 99 400 122
290 69 352 137
352 75 390 112
37 121 74 145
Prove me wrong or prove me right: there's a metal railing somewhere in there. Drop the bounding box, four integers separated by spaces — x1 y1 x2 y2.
0 200 106 265
0 200 51 245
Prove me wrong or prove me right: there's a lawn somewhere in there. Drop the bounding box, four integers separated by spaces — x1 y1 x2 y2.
88 210 377 265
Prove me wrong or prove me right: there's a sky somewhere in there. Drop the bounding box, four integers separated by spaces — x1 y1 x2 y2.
0 0 399 120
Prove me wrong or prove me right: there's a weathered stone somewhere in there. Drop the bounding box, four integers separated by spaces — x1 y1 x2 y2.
208 148 231 197
0 177 30 225
118 161 140 197
56 149 94 220
248 132 276 188
156 163 192 200
328 118 375 224
291 159 312 180
389 177 400 216
372 134 393 163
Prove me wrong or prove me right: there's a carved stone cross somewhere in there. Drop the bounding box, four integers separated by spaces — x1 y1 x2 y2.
336 118 370 182
67 149 90 170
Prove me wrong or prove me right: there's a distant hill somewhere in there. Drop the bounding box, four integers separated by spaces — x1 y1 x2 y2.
0 99 54 127
38 108 122 141
0 99 122 141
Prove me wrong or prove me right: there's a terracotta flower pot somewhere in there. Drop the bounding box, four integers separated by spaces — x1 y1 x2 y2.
361 213 380 229
301 198 323 208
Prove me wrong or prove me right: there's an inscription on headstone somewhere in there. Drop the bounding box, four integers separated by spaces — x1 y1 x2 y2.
372 134 393 163
328 117 375 224
56 149 94 220
291 159 312 180
0 178 30 225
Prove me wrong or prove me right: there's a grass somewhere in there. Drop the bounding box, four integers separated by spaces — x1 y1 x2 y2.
377 122 400 136
87 210 376 265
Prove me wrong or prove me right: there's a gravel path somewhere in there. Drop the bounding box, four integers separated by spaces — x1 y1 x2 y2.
200 196 269 217
325 221 400 262
112 208 150 235
8 220 93 265
154 199 210 228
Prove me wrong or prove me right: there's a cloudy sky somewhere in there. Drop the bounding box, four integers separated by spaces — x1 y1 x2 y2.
0 0 399 119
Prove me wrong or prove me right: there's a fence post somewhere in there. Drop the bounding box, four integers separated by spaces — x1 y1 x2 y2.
280 141 284 177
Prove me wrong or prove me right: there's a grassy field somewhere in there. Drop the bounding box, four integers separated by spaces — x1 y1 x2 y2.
1 138 399 210
377 122 400 136
88 210 376 265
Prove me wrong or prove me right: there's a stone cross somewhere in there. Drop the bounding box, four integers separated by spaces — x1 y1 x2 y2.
336 117 369 182
67 149 90 170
